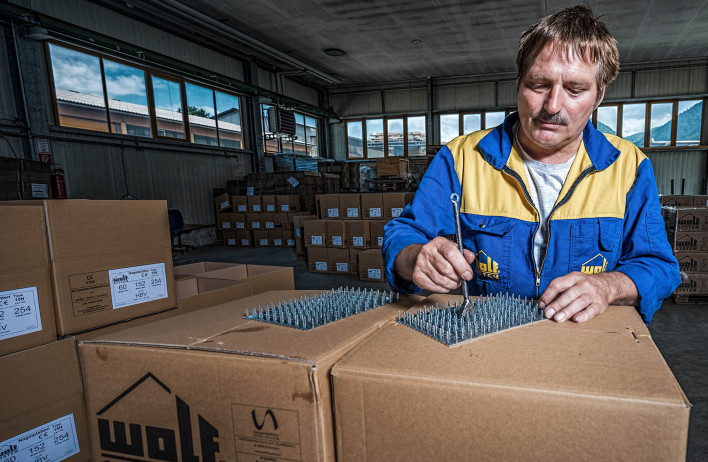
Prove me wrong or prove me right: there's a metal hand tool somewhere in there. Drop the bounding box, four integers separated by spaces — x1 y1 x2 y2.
450 193 474 316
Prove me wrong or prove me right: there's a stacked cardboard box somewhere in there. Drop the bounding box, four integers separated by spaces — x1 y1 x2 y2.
0 158 52 200
217 194 300 247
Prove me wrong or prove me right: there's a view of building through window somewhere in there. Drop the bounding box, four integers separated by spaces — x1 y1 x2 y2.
260 104 319 156
346 116 426 158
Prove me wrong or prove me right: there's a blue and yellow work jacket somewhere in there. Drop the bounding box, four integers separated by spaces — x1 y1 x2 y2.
383 112 680 323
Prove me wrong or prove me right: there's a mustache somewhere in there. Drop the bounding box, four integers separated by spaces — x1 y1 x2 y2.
533 111 568 126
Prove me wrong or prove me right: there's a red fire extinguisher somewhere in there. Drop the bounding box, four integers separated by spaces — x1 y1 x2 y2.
51 169 67 199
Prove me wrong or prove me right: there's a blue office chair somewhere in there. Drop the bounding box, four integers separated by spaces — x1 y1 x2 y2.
168 209 195 252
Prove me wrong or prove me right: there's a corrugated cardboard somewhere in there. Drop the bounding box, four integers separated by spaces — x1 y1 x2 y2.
674 272 708 295
261 195 277 212
247 195 262 212
230 195 248 213
213 192 231 212
345 220 370 248
269 230 283 246
233 212 247 230
325 220 347 248
78 291 422 462
173 261 237 279
194 264 294 295
293 214 317 239
369 220 387 248
283 229 296 247
215 212 233 230
308 247 329 272
675 251 708 273
660 195 695 207
332 295 691 461
669 230 708 251
222 229 237 246
296 236 307 260
349 248 361 274
382 192 408 219
262 212 275 230
0 206 56 356
236 229 252 247
304 220 326 247
174 276 252 313
254 229 270 246
319 194 340 219
358 249 384 281
361 193 383 219
1 338 91 461
246 212 262 230
328 248 352 274
21 200 176 336
71 308 180 341
665 207 708 232
340 194 361 219
276 194 300 212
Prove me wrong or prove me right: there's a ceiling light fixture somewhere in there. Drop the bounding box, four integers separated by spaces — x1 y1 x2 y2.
323 48 345 57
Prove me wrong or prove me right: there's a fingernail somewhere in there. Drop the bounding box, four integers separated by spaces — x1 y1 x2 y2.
538 301 546 310
463 271 472 280
545 308 555 318
555 312 566 322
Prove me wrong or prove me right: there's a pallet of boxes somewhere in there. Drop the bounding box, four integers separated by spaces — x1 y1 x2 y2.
303 192 414 281
662 194 708 302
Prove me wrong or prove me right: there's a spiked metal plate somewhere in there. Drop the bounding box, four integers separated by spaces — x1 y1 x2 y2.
244 287 399 330
398 293 545 347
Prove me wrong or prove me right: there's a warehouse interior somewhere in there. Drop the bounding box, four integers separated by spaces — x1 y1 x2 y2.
1 0 707 460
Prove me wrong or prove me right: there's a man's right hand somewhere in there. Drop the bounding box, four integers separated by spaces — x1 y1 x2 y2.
393 237 476 292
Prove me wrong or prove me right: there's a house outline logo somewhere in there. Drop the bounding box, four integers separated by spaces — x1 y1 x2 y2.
581 253 608 274
476 250 500 280
96 372 220 461
678 255 697 271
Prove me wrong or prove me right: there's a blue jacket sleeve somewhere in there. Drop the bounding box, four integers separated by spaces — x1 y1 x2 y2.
383 146 462 292
614 158 680 323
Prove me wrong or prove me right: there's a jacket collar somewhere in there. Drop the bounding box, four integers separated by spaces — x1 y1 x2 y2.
477 112 621 171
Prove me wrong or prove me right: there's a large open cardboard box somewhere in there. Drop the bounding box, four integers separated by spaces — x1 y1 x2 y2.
331 294 691 461
174 276 252 313
193 264 294 295
78 290 422 462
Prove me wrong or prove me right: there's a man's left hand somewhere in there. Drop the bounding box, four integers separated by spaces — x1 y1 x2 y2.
539 271 638 323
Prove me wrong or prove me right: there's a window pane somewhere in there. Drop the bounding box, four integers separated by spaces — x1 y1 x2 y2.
261 104 278 153
622 103 646 147
463 113 481 134
103 60 150 137
48 44 108 131
347 121 363 158
407 116 426 156
649 102 673 147
677 100 702 147
305 117 318 156
387 118 404 156
215 91 242 149
440 114 459 144
485 111 505 129
151 76 185 139
366 119 384 158
185 83 217 146
596 106 617 135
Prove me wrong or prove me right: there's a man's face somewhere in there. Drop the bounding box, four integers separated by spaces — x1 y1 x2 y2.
517 42 604 160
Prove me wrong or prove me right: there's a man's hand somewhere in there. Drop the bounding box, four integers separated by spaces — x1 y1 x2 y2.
393 237 476 292
539 271 639 323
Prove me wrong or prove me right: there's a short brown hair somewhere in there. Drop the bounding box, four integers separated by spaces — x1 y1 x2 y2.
516 5 619 92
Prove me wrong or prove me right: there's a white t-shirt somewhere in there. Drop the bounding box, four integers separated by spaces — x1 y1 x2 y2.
514 124 576 272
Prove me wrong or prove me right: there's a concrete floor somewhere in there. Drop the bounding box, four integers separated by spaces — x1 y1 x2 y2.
175 245 708 461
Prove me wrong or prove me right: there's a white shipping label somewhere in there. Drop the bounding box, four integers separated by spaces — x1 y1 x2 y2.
0 286 42 340
370 207 382 218
266 222 275 229
237 204 247 212
222 222 231 229
31 183 49 199
220 200 229 209
368 268 382 279
336 263 349 272
332 236 343 246
241 239 250 246
266 205 275 212
353 236 364 247
316 261 327 271
109 263 168 309
287 239 295 246
246 187 255 195
378 236 384 246
327 208 339 218
281 204 290 211
311 235 323 245
227 239 236 246
0 413 80 462
274 239 282 246
392 207 404 217
287 176 300 188
253 205 261 212
295 229 301 237
347 208 359 217
236 222 245 229
259 239 269 246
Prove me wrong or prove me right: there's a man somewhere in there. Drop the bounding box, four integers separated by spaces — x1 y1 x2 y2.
383 5 680 324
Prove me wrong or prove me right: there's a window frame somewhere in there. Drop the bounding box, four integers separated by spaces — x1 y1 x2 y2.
260 104 320 157
346 114 427 159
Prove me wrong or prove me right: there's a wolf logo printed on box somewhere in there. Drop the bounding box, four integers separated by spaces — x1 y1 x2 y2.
581 254 608 274
96 372 220 461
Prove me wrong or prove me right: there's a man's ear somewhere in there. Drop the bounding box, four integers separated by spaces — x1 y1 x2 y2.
594 85 606 110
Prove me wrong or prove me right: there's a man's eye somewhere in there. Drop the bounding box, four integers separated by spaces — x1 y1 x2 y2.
568 88 584 96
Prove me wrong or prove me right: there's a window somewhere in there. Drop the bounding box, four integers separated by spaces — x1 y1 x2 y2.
621 103 646 147
463 113 481 134
346 115 426 158
596 106 618 135
677 100 703 147
260 104 319 156
47 42 246 148
440 110 513 144
649 102 673 147
440 114 459 144
485 111 505 129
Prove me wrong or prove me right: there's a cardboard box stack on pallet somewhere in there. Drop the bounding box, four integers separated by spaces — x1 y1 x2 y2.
304 192 414 281
0 158 52 200
0 199 296 460
318 160 366 192
662 194 708 302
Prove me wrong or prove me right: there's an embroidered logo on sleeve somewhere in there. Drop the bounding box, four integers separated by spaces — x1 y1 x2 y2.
581 254 608 274
476 250 500 280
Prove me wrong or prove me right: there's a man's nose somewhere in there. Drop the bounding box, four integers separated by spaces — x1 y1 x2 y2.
544 85 563 114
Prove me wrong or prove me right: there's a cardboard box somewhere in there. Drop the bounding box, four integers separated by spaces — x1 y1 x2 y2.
692 195 708 207
78 291 421 462
674 272 708 294
273 212 289 229
276 194 300 212
247 195 262 212
328 248 351 274
294 214 317 239
349 248 361 274
296 237 307 260
246 212 262 230
174 276 252 313
332 296 691 461
370 220 388 249
0 206 57 356
283 229 296 247
0 158 52 200
214 192 231 212
236 229 252 247
319 194 340 219
195 265 294 296
254 229 270 247
215 212 234 230
71 308 180 341
173 261 237 279
660 195 704 207
668 230 708 251
382 192 408 219
340 194 361 219
361 193 384 219
222 229 238 246
325 220 346 248
233 212 247 230
675 252 708 273
376 157 409 177
261 194 277 212
665 207 708 232
261 212 275 230
358 249 384 281
12 200 176 336
269 230 283 247
304 220 326 247
231 195 249 213
1 338 91 461
345 220 370 249
308 247 329 273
